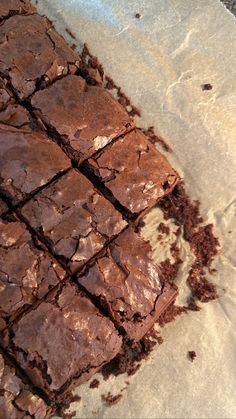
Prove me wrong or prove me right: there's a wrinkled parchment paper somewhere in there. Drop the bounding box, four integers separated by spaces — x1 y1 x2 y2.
32 1 236 417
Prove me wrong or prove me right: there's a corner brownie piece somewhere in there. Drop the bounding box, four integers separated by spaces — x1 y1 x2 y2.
77 229 178 341
0 352 50 418
31 75 133 162
0 216 65 330
0 0 35 20
0 121 70 205
85 129 179 218
6 283 122 398
21 169 127 272
0 198 7 216
0 14 81 99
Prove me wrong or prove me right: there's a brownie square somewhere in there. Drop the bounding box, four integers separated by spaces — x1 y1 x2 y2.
77 228 178 341
21 169 127 272
31 75 133 162
0 14 81 99
0 351 50 418
0 216 65 330
6 282 122 398
0 198 7 216
0 120 70 205
85 129 180 218
0 0 36 20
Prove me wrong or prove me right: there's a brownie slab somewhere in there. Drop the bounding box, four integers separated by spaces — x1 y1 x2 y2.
0 0 35 20
21 169 127 272
0 198 7 216
0 14 81 99
0 351 50 418
0 216 65 330
78 228 178 341
85 129 180 218
6 282 122 398
31 75 133 162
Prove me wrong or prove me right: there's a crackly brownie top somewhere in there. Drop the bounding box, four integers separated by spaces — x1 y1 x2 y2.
0 218 65 327
31 75 132 161
0 0 36 20
0 353 49 419
0 14 81 99
12 283 122 393
0 78 30 128
21 169 127 272
0 122 70 205
88 129 179 215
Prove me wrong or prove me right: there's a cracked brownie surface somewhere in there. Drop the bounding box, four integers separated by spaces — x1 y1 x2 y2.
0 14 81 99
78 228 178 341
0 0 36 21
0 216 65 330
21 169 127 272
31 75 133 162
5 282 122 397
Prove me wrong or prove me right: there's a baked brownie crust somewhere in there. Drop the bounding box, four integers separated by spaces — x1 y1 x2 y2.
31 75 133 162
78 229 178 341
21 169 127 272
86 129 179 217
0 0 36 20
0 352 50 418
0 14 81 99
0 78 31 128
9 283 122 397
0 217 65 329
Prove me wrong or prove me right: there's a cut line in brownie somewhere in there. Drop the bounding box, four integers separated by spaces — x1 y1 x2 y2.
4 282 122 399
83 129 180 220
0 0 36 21
0 350 51 418
31 75 133 163
77 228 178 341
21 169 127 273
0 14 81 99
0 215 66 331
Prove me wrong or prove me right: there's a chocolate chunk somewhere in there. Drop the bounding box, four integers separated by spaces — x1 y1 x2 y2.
0 122 70 205
0 14 81 99
21 169 127 272
78 229 178 341
0 217 65 329
0 0 35 20
86 129 179 218
31 75 133 162
8 282 122 397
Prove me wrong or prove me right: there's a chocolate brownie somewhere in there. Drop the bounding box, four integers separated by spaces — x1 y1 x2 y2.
31 75 133 162
0 216 65 330
21 169 127 272
78 229 178 341
0 14 81 99
0 78 30 128
0 122 70 205
0 351 50 418
0 0 35 20
0 198 7 216
85 129 180 218
6 282 122 398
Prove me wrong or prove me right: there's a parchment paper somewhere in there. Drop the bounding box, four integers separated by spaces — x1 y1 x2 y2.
32 1 236 417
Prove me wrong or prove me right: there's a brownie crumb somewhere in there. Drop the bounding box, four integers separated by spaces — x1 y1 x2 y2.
188 350 197 362
158 303 187 327
89 378 100 389
65 28 76 40
142 126 173 152
186 296 201 311
101 392 123 406
135 13 141 19
187 263 218 302
201 83 213 91
157 222 170 235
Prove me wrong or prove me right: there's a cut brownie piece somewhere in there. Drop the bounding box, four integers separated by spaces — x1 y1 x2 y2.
0 216 65 330
0 78 30 128
31 75 133 162
85 129 179 218
0 0 35 21
0 351 50 418
0 198 7 216
21 169 127 272
77 228 178 341
0 121 70 205
6 282 122 398
0 14 81 99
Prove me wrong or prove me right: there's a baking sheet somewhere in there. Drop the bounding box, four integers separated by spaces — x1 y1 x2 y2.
32 1 236 417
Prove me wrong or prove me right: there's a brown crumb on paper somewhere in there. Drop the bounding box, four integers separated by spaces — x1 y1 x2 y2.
188 350 197 362
89 378 100 389
101 392 123 406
